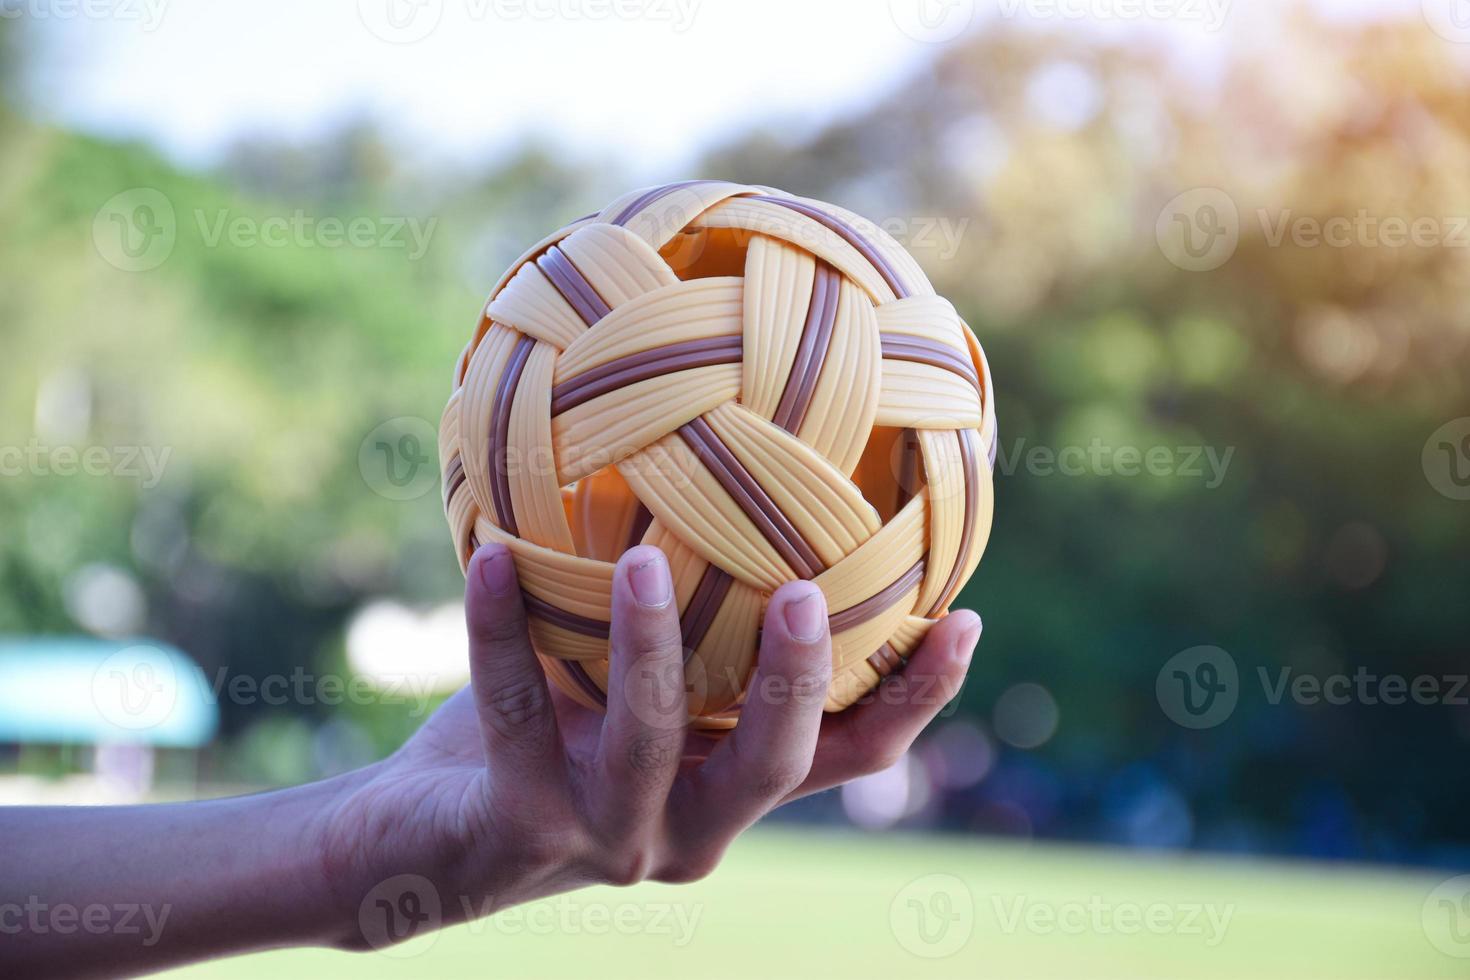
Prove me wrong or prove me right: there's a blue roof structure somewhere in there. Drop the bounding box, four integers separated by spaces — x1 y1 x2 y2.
0 638 218 748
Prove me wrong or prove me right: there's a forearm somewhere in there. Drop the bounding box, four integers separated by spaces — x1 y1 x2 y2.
0 770 368 978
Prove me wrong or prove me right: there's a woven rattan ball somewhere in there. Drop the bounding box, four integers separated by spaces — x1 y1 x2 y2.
440 181 996 729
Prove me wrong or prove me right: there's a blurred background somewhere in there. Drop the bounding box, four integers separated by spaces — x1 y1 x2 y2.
2 0 1469 976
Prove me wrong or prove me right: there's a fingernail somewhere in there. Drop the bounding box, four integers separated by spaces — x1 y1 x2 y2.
479 548 517 596
629 555 672 608
957 613 982 657
783 589 827 642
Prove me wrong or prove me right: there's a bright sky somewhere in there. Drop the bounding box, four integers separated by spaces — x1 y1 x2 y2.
20 0 1428 177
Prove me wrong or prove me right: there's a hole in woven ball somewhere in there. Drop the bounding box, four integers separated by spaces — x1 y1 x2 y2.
851 426 926 522
660 226 754 281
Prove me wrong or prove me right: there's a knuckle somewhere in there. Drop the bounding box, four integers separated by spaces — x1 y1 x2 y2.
476 798 588 878
867 744 907 774
622 621 685 663
600 847 657 888
474 609 527 649
484 676 549 736
519 827 570 869
753 759 811 799
786 667 832 706
506 821 580 877
850 723 907 774
655 850 722 885
623 732 682 779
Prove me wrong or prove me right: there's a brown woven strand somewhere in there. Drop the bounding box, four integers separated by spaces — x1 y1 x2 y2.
442 182 996 729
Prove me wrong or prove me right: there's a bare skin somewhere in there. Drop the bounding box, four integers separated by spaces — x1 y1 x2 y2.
0 543 981 977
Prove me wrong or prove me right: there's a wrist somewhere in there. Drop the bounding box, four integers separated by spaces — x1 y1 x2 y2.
298 760 401 949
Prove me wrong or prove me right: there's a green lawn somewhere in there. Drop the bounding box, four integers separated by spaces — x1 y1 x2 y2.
166 829 1461 979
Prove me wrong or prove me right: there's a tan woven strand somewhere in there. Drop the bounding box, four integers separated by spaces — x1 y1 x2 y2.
442 182 995 730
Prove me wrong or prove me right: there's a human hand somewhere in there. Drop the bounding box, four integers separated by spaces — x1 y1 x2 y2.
317 542 981 948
